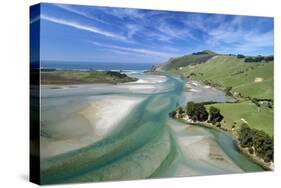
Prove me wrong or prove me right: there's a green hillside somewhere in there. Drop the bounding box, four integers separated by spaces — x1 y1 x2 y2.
170 55 273 99
152 50 216 71
154 52 274 137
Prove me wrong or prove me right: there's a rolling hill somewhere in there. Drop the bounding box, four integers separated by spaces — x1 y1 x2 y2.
152 51 274 136
153 51 273 100
151 50 216 71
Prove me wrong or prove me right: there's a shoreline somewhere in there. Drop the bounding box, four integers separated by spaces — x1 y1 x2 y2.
173 116 273 171
165 73 274 171
186 78 245 102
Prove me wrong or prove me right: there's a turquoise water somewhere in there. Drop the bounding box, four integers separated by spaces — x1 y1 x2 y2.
40 74 263 184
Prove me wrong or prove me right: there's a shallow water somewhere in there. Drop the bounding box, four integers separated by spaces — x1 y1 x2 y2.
40 73 263 184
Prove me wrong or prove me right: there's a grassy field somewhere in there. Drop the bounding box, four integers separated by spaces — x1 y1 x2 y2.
40 70 137 84
154 52 274 136
206 101 273 136
170 55 273 99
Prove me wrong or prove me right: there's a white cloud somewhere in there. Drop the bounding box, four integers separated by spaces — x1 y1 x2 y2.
204 17 273 54
90 41 178 58
41 14 127 41
159 23 196 41
106 8 144 19
55 4 109 25
125 24 141 38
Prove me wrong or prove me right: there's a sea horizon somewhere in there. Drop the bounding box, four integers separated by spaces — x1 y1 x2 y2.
40 61 156 71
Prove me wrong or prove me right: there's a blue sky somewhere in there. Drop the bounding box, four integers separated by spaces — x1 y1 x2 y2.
33 3 274 64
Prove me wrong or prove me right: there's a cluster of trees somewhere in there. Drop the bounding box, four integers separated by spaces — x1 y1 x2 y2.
106 71 127 78
244 55 274 63
251 98 273 109
237 54 245 59
236 54 274 62
186 102 209 122
265 56 274 61
209 106 224 125
185 102 224 125
170 106 186 118
192 51 209 55
238 123 274 163
170 101 224 128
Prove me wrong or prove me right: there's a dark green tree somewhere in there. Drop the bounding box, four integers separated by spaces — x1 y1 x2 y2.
186 102 209 122
253 129 274 162
238 123 254 148
209 106 224 124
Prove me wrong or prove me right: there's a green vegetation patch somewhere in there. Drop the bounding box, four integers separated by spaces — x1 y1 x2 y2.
206 101 273 136
238 123 273 163
41 70 138 84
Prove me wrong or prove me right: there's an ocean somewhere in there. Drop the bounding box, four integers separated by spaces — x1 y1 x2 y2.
41 61 155 71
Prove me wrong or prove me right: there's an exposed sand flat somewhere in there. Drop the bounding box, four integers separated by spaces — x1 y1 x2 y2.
40 95 144 158
111 75 169 94
114 83 167 94
80 96 144 137
177 136 242 172
188 88 200 92
135 75 168 84
167 119 243 176
115 84 157 92
191 82 199 86
183 80 235 103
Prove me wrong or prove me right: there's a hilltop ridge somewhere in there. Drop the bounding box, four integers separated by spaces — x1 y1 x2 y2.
151 50 217 72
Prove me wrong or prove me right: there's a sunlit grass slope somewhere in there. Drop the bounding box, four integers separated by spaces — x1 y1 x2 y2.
171 55 273 99
206 101 273 136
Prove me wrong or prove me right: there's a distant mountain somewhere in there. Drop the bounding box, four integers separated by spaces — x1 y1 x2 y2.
151 50 217 71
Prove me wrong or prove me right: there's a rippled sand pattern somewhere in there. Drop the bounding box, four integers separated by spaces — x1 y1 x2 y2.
40 74 263 184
